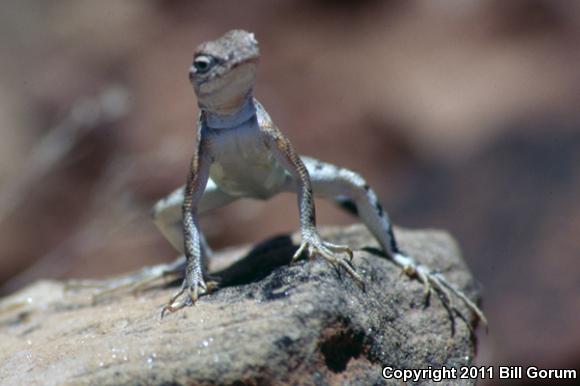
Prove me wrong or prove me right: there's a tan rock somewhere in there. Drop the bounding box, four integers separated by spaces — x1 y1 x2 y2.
0 225 482 385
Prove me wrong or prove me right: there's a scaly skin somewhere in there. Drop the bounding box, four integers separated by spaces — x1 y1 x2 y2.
152 30 486 326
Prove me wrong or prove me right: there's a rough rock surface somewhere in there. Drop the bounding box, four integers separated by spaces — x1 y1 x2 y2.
0 224 482 386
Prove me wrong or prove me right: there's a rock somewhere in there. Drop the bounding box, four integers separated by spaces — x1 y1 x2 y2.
0 224 482 386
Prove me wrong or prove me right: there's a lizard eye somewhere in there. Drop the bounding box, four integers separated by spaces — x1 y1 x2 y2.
192 55 215 74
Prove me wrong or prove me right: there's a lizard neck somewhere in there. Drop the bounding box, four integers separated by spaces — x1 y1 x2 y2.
202 93 257 129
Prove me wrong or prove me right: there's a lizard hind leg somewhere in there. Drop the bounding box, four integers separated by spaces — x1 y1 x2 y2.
67 179 234 304
77 255 187 304
301 156 487 327
82 230 218 305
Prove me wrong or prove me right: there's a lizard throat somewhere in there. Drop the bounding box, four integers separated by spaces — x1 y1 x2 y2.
203 96 257 129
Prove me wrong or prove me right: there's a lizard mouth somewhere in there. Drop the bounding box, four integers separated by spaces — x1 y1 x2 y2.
194 60 258 111
230 56 259 69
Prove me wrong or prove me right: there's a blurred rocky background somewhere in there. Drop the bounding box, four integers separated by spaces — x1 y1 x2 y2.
0 1 578 383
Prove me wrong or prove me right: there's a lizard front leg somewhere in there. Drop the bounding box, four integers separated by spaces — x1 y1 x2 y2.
161 125 213 317
300 156 486 325
261 125 363 286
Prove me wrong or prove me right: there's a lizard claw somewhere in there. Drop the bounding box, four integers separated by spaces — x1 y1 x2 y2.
160 280 201 318
291 241 308 264
293 236 363 288
160 277 218 318
400 258 487 327
323 241 354 262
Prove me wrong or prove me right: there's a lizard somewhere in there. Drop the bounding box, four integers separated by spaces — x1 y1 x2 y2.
148 29 485 324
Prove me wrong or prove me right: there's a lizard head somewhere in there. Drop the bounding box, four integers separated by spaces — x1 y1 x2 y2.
190 29 260 115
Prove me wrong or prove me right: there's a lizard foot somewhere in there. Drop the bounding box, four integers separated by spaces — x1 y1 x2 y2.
65 258 185 304
293 237 363 288
160 276 218 318
397 253 487 327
